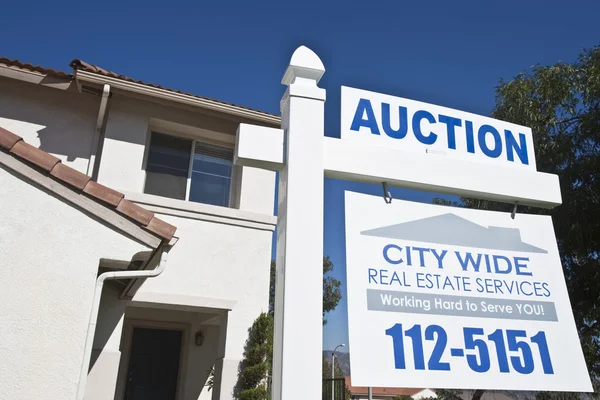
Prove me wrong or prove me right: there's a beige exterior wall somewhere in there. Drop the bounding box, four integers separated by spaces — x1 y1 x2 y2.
0 166 150 400
0 76 276 400
0 76 98 174
96 93 276 216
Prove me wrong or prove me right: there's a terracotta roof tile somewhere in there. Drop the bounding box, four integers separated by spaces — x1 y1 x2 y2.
1 56 278 119
116 199 154 226
0 57 71 79
146 217 177 241
0 127 23 150
50 163 91 190
83 181 124 207
10 141 60 171
0 128 176 242
344 377 428 397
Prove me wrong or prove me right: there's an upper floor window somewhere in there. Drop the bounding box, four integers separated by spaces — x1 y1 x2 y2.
144 131 233 207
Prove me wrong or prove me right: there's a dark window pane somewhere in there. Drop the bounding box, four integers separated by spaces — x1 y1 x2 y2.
189 142 233 207
144 132 191 200
189 171 231 207
192 154 232 177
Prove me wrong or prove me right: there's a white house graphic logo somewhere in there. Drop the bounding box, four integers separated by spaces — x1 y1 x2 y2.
360 213 547 254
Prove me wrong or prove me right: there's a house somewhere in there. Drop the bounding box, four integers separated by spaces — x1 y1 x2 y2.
344 377 436 399
343 378 524 400
361 213 547 253
0 57 279 400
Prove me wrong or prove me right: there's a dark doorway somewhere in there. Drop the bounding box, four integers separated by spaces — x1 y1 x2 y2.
124 327 183 400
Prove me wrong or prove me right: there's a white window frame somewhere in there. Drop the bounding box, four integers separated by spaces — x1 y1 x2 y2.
142 125 237 208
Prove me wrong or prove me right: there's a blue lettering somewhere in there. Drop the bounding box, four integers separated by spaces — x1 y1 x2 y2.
462 276 472 292
430 249 448 269
456 252 482 272
438 115 462 150
426 274 435 288
442 276 456 290
412 246 430 267
368 268 378 283
493 279 504 294
514 257 532 276
412 110 437 145
416 272 426 288
390 271 402 286
484 254 492 272
476 277 484 292
382 104 408 139
506 280 518 294
534 282 544 297
350 98 380 134
478 124 503 158
465 120 475 153
520 281 533 296
383 244 403 265
542 282 551 297
493 255 512 274
380 269 389 285
505 130 529 165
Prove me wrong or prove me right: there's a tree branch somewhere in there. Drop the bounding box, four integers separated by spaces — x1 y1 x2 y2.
472 390 486 400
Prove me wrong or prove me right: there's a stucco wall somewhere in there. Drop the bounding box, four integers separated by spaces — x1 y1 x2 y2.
89 295 222 400
0 166 150 400
85 285 128 400
136 212 272 360
0 77 98 173
0 78 276 400
97 94 276 215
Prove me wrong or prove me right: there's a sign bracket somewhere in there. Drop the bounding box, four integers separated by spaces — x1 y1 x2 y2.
382 182 392 204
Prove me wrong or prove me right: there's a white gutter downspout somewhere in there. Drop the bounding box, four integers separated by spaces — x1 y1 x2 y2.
75 246 170 400
86 84 110 179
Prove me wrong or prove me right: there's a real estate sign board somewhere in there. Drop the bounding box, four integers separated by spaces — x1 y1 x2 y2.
345 191 592 392
340 86 536 170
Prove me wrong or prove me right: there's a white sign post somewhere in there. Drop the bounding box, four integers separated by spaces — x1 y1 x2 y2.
345 192 592 392
233 45 589 399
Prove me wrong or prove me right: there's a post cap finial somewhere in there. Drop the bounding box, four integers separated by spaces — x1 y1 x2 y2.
282 45 325 85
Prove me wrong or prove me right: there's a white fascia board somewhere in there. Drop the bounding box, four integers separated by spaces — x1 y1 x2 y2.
324 137 562 209
0 65 75 91
75 70 281 126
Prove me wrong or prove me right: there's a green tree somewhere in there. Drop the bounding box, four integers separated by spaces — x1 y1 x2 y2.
535 392 582 400
226 257 343 398
269 256 342 325
479 44 600 376
434 45 600 399
236 312 274 400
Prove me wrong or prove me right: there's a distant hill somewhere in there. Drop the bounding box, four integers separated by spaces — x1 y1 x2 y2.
323 350 350 376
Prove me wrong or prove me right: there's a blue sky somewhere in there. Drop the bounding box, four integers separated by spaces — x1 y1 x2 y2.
2 0 599 352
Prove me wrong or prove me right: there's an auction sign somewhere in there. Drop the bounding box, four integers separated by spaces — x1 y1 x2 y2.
345 191 592 392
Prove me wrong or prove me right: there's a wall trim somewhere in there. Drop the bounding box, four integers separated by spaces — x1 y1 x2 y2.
123 191 277 232
0 152 162 249
131 291 237 312
0 66 76 91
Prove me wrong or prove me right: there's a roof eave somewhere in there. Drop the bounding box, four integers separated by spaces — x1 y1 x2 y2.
74 70 281 126
0 64 76 91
